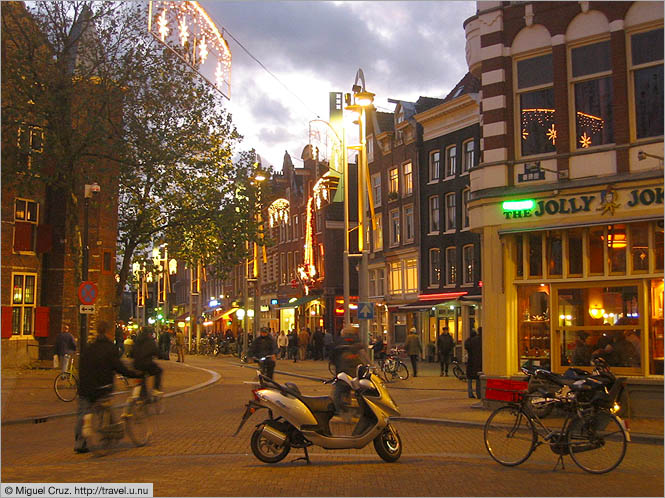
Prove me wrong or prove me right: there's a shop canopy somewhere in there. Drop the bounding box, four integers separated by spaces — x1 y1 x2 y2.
278 295 319 309
397 292 469 310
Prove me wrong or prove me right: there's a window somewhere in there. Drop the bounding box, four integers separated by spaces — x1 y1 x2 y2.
389 262 402 295
445 247 457 285
445 192 457 231
373 215 383 252
389 209 400 246
287 252 293 280
429 248 441 287
102 251 113 274
428 196 440 233
462 139 474 173
389 167 399 194
11 273 36 336
367 135 375 163
463 245 474 284
294 215 299 240
371 173 382 208
402 162 413 195
403 205 414 243
280 253 286 284
405 258 418 293
445 145 457 177
462 188 470 229
377 268 385 296
14 198 38 253
17 125 44 170
517 53 555 156
630 28 664 139
429 150 440 182
369 270 377 297
571 41 614 148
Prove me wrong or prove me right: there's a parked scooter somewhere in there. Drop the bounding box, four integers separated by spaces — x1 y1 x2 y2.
233 364 402 464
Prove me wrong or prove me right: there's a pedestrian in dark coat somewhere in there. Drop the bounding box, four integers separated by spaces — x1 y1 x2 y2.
465 328 482 398
436 327 455 376
287 329 298 363
405 327 422 377
312 327 324 360
55 324 76 372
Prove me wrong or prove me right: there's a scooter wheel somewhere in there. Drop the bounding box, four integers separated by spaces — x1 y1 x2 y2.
373 424 402 462
250 425 291 463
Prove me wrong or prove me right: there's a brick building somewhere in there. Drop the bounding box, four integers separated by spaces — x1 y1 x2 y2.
1 3 120 365
464 1 663 413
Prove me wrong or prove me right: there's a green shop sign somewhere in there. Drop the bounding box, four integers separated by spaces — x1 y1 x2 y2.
502 186 663 220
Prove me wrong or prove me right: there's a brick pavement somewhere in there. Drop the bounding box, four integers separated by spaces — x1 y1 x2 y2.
2 353 662 440
2 356 663 497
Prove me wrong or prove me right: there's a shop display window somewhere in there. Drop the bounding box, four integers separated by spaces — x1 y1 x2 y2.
650 279 664 375
528 234 542 277
518 284 551 369
630 222 650 272
606 224 626 275
567 228 583 276
557 285 641 370
546 231 563 277
589 227 605 275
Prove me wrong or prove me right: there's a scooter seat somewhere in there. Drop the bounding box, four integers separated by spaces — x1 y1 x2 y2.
300 395 335 413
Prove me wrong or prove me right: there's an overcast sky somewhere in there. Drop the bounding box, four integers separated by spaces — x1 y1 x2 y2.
201 1 477 170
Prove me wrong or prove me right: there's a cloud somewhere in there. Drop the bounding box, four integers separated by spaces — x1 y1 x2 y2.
201 1 476 168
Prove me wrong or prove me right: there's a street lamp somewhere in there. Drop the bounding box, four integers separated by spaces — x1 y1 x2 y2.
80 182 100 349
346 69 374 348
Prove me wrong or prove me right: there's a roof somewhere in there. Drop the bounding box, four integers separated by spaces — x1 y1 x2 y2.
442 72 481 103
374 111 394 134
416 96 445 114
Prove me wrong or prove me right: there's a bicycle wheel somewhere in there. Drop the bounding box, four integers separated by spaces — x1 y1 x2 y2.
484 405 536 466
452 364 466 381
88 405 115 457
567 411 627 474
328 361 337 376
54 372 78 402
125 400 152 447
396 362 409 380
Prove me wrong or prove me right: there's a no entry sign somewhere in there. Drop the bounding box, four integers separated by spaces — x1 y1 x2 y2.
78 281 98 305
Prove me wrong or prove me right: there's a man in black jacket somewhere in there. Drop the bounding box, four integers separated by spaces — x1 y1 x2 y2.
248 327 278 378
75 321 141 453
132 327 163 393
437 327 455 376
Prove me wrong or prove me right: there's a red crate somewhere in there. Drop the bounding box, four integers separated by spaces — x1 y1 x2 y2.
485 379 528 402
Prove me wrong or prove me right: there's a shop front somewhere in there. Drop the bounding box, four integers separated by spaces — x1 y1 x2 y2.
475 180 663 416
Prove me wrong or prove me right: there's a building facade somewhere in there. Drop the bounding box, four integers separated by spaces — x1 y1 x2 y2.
465 1 663 414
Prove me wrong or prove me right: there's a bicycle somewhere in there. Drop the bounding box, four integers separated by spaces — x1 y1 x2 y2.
483 358 629 474
451 359 466 381
54 353 79 402
83 378 158 456
379 351 409 382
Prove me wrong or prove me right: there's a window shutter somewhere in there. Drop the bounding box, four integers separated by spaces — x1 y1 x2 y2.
14 222 34 252
34 307 50 337
36 224 53 253
1 307 13 338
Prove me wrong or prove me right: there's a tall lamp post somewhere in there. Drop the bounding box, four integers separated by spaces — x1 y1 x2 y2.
345 70 374 348
80 182 99 349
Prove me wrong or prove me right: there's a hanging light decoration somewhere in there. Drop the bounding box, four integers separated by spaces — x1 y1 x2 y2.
268 198 289 228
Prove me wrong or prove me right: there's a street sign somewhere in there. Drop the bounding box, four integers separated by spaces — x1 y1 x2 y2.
79 304 96 314
357 302 374 320
78 281 98 305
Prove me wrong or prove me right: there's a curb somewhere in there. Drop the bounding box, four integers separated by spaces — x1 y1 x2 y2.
392 416 664 444
1 363 220 427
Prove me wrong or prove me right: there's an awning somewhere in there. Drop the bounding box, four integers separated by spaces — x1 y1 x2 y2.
497 214 662 235
220 307 238 319
279 295 319 309
398 292 469 310
174 312 189 321
461 295 482 301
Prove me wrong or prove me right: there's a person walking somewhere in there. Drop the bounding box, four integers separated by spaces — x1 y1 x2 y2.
331 326 369 419
248 327 278 378
405 327 422 377
175 327 185 362
465 327 483 398
323 329 334 360
312 327 324 360
55 324 76 373
436 327 455 376
277 331 288 359
298 327 310 361
287 329 298 363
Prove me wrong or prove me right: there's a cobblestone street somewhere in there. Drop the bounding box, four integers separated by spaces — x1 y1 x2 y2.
2 357 663 496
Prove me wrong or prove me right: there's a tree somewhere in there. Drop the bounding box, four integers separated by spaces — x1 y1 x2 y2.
2 2 266 319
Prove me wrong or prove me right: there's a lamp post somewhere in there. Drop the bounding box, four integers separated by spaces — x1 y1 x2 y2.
152 245 177 325
346 69 374 348
80 182 99 349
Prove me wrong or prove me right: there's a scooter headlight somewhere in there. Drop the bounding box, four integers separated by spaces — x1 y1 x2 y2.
610 402 621 414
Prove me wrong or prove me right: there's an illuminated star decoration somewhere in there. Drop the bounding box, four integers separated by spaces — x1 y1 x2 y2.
215 62 225 88
178 17 189 47
579 132 592 148
198 36 208 64
546 124 557 145
158 9 169 42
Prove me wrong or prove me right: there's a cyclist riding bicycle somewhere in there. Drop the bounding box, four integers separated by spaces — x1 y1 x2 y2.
248 327 278 378
75 321 142 454
132 326 164 397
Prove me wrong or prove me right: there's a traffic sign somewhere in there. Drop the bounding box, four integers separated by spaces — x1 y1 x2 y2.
357 302 374 320
78 281 98 305
79 304 96 314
